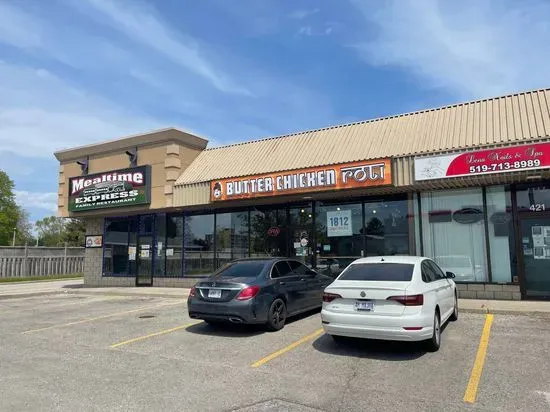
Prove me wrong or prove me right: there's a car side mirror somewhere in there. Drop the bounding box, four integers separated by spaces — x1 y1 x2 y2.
446 271 456 279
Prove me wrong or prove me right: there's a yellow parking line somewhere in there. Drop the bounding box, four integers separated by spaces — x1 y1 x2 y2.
110 321 201 348
463 314 494 403
251 328 324 368
21 301 183 334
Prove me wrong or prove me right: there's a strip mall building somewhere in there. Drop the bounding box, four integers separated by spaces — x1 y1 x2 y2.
55 88 550 300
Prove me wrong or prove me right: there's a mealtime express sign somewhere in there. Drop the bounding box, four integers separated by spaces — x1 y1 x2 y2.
210 159 392 201
414 142 550 181
68 166 151 212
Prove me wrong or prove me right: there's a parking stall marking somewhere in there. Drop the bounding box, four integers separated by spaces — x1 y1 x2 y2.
250 328 324 368
21 300 184 334
0 296 124 316
110 321 201 348
463 314 494 404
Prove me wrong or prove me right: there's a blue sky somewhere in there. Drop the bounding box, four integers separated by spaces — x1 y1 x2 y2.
1 0 550 224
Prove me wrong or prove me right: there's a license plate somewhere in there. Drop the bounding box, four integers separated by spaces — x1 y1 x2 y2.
355 300 374 311
208 289 222 299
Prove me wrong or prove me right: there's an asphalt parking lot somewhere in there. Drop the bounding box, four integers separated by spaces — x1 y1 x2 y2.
1 292 550 412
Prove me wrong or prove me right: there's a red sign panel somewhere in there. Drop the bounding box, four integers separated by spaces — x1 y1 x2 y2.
415 142 550 181
267 227 281 237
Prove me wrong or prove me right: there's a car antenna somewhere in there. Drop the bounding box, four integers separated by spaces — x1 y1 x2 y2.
381 257 385 261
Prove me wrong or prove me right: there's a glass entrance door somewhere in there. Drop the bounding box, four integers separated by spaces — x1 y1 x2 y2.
136 215 155 287
519 215 550 299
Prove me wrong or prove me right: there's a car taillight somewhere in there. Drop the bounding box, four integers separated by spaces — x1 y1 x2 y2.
387 294 424 306
236 286 260 301
322 292 342 303
189 287 196 297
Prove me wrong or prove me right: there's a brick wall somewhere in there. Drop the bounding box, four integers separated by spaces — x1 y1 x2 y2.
456 283 521 300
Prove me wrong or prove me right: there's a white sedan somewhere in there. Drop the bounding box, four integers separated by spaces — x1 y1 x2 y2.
321 256 458 352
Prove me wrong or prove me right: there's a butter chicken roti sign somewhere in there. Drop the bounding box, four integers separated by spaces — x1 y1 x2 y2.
415 142 550 181
211 159 392 201
69 166 151 212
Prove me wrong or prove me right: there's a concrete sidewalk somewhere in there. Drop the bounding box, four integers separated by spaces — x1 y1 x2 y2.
68 285 189 299
2 279 550 315
0 278 84 299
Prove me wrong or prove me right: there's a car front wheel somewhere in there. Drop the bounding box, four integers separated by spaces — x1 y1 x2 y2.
266 298 286 331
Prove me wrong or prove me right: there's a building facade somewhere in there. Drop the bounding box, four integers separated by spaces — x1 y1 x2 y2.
54 89 550 300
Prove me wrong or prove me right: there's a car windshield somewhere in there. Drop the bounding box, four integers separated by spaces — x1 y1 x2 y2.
214 261 268 278
338 263 414 281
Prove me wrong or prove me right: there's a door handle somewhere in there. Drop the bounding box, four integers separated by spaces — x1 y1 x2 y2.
300 278 307 282
280 281 286 285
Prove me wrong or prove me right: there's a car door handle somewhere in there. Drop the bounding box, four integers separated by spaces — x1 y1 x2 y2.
300 278 307 282
280 281 286 285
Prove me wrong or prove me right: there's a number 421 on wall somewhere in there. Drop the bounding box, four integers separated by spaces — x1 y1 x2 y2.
530 204 546 211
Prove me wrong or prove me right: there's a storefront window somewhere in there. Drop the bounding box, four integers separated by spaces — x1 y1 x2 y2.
104 218 129 276
154 214 166 276
315 202 363 277
250 208 287 257
516 183 550 212
184 214 214 275
413 193 422 255
216 212 250 267
289 205 313 266
364 197 410 257
421 189 488 282
165 215 183 277
486 186 515 283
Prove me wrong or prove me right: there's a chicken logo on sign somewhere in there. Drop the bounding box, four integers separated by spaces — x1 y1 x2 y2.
212 182 223 199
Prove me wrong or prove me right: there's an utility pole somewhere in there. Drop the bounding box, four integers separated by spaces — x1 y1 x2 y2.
12 228 16 247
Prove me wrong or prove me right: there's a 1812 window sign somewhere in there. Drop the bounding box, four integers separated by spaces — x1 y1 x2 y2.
69 166 151 212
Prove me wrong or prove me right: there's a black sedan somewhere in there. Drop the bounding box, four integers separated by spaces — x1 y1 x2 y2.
187 258 334 331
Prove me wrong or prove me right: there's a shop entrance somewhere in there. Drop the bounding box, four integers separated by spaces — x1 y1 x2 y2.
136 215 155 286
519 214 550 299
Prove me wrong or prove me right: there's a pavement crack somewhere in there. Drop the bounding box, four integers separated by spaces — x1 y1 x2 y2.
336 361 359 412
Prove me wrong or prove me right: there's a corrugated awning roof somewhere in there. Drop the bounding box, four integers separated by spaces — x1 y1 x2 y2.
176 88 550 185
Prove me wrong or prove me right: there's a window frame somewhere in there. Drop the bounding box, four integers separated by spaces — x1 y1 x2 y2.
270 260 294 279
421 260 437 283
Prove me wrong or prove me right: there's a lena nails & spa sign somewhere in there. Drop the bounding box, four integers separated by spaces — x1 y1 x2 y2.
210 159 392 201
414 142 550 181
69 166 151 212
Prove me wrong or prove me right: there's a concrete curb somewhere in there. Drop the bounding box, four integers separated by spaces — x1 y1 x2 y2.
0 291 66 300
460 307 550 317
66 289 188 299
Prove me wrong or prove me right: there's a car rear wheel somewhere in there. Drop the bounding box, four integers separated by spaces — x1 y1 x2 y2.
425 311 441 352
266 298 286 331
449 294 458 321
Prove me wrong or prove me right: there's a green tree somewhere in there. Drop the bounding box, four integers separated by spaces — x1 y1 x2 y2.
63 219 86 247
16 209 36 245
0 170 20 246
35 216 67 247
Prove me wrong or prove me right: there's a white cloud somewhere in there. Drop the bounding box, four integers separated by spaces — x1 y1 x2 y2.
289 9 320 20
350 0 550 99
14 191 58 212
0 61 166 158
71 0 252 96
298 26 313 36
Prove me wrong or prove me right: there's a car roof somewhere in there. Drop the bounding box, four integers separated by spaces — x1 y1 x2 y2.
350 255 428 265
229 257 287 263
